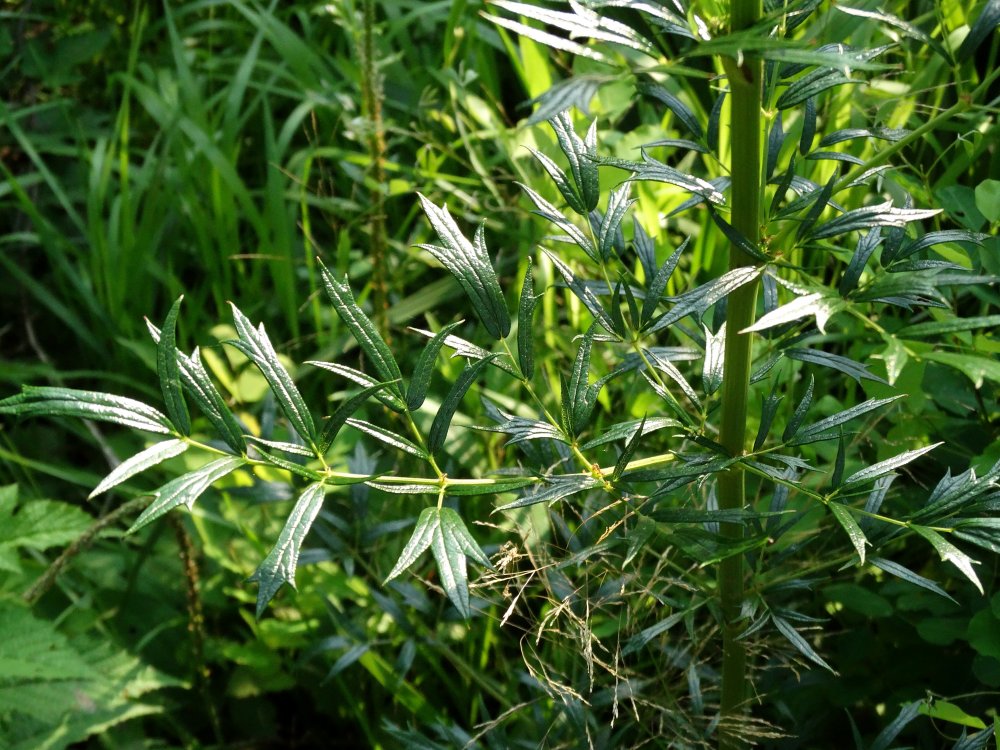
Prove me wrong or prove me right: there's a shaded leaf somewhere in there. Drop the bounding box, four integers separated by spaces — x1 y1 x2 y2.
319 382 391 454
549 110 600 212
308 360 407 412
786 348 888 385
598 184 636 261
517 260 537 380
544 249 619 335
828 502 868 564
782 375 814 442
869 557 956 602
869 701 924 750
793 396 903 444
843 443 943 486
638 81 703 138
772 614 836 673
494 475 601 512
810 202 941 240
777 68 861 109
641 240 687 327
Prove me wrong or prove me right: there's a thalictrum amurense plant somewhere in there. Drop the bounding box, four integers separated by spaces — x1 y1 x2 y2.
3 0 1000 746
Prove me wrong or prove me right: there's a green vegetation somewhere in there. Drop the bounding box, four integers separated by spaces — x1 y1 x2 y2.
2 1 999 748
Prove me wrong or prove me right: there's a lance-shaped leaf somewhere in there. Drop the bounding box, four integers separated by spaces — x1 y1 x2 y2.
407 320 464 411
549 111 600 213
494 475 601 512
156 297 191 435
754 387 783 451
911 525 983 595
843 443 943 486
248 482 326 618
799 96 817 154
612 415 646 483
319 382 391 454
129 455 247 533
346 418 428 459
794 172 837 240
228 304 316 443
793 395 903 444
544 249 620 335
641 240 686 327
416 194 510 340
771 614 836 673
869 702 924 750
408 327 518 375
637 81 703 138
525 74 610 126
743 292 845 335
957 0 1000 61
786 348 887 385
809 202 941 241
518 181 597 261
894 229 989 263
384 506 492 619
707 205 769 261
620 153 725 204
473 410 568 446
648 266 763 333
598 184 636 261
89 439 189 498
563 325 598 435
702 323 725 396
579 416 679 450
840 229 883 296
782 375 814 442
308 360 407 413
645 348 701 408
518 260 537 380
0 387 174 435
428 355 497 456
828 502 868 564
766 112 785 180
898 314 1000 339
319 261 403 399
148 322 246 453
869 556 955 602
776 68 861 110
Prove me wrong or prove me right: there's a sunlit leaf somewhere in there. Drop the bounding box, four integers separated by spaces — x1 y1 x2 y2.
428 355 497 455
843 443 943 486
129 456 247 533
90 439 189 498
0 387 174 435
155 296 191 435
828 502 867 564
407 321 464 411
911 525 983 594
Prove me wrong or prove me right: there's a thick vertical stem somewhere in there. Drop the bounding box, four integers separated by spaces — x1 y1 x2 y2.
718 1 762 747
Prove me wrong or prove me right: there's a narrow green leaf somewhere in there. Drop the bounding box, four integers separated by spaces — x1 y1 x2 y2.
843 443 943 486
777 68 861 109
156 297 191 435
702 323 725 396
248 482 326 618
839 229 883 296
754 387 783 451
407 321 464 411
346 418 429 459
707 205 770 261
579 416 679 450
869 557 956 602
147 322 246 453
228 304 316 443
494 476 600 512
832 432 847 488
782 375 814 442
428 355 497 455
612 416 645 483
417 194 511 339
799 97 816 154
89 439 189 498
434 507 494 618
898 315 1000 339
320 382 391 454
794 396 902 444
549 111 600 212
129 456 246 533
384 506 438 583
957 0 1000 62
518 181 596 260
810 202 941 241
598 184 636 261
646 348 701 408
911 525 983 594
641 240 686 327
786 348 887 385
828 502 868 564
445 476 538 496
565 325 597 436
518 260 537 380
318 261 403 396
624 153 725 204
638 81 703 138
869 701 923 750
743 292 845 335
918 700 987 731
523 151 587 217
648 266 763 333
795 172 837 241
920 352 1000 389
544 249 620 335
408 327 518 376
771 614 836 673
307 360 407 413
0 387 174 435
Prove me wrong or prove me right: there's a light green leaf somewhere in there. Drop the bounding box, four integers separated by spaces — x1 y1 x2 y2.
809 202 941 240
307 360 407 413
128 456 246 533
494 475 600 512
828 502 868 564
417 194 510 340
702 323 725 396
793 395 903 444
843 443 942 486
918 700 987 730
90 439 189 498
975 179 1000 223
228 304 316 443
428 355 497 456
911 525 983 594
921 351 1000 388
318 261 404 401
549 111 600 213
248 482 327 618
899 315 1000 339
0 487 92 552
155 296 191 435
0 387 174 435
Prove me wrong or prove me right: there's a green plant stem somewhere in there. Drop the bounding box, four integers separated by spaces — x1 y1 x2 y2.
718 1 763 746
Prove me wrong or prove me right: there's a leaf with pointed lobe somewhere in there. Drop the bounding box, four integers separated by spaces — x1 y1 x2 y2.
0 387 174 435
786 348 887 384
647 266 764 333
809 202 941 241
843 443 943 487
544 250 620 336
518 181 596 261
494 475 601 512
89 439 190 498
308 360 406 413
428 355 497 456
777 68 861 110
793 396 903 445
128 456 247 533
637 82 703 138
911 525 983 594
771 614 836 673
840 229 883 296
641 240 687 327
828 501 868 564
249 482 326 618
346 418 429 459
156 297 191 435
408 327 518 376
782 375 814 442
598 184 636 262
869 557 955 602
549 111 600 213
407 321 464 411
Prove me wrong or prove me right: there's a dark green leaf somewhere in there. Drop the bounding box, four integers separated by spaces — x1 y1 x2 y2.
579 416 679 450
129 456 247 533
417 194 510 339
809 202 940 241
954 519 1000 556
564 325 597 436
319 382 391 454
518 180 597 261
795 171 837 241
525 74 609 125
793 395 903 444
549 110 600 212
625 153 725 204
407 321 464 411
708 205 769 261
598 184 636 262
641 240 686 327
843 443 943 486
869 702 924 750
517 260 536 380
637 81 703 138
612 415 645 482
346 418 429 459
89 439 189 498
777 68 861 109
869 557 956 602
544 250 620 335
623 607 693 655
957 0 1000 61
782 375 814 442
766 112 784 180
894 229 989 263
156 296 191 435
494 475 600 512
786 348 888 385
754 387 783 451
408 327 518 376
840 229 883 296
898 315 1000 339
648 266 763 333
771 614 836 673
633 219 658 282
428 355 497 455
228 304 317 443
249 482 326 618
799 96 816 154
308 360 407 412
0 387 174 435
